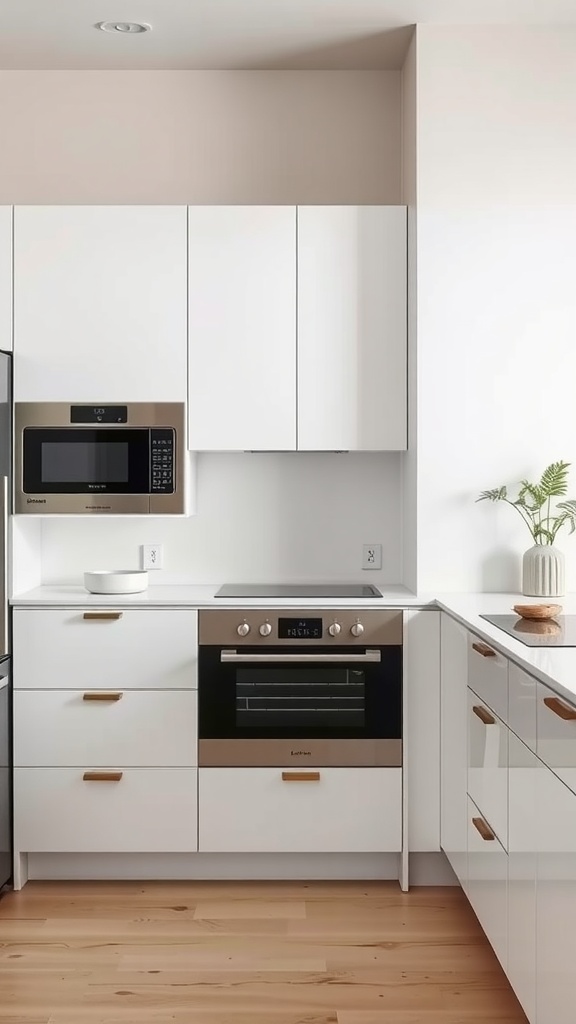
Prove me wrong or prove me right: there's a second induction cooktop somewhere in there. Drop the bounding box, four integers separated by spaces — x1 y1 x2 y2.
480 613 576 647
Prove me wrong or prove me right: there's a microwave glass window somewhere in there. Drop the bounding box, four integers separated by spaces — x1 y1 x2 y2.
41 441 129 484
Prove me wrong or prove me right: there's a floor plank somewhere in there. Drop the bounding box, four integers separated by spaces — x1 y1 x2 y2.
0 881 528 1023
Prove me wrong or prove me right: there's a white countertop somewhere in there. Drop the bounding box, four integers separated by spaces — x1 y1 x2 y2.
10 582 432 609
437 592 576 705
12 583 576 705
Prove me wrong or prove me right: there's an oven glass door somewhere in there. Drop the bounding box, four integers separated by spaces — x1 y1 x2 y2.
199 645 402 741
22 427 151 494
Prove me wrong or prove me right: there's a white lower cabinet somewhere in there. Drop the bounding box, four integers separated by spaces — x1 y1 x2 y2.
467 687 508 848
199 768 402 853
14 768 198 852
440 613 469 889
14 690 197 768
466 795 508 972
508 731 537 1023
536 760 576 1024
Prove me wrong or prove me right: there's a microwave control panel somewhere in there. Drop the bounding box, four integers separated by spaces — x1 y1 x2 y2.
151 429 175 493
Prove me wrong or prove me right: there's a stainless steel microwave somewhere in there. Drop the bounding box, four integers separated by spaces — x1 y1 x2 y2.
14 402 186 515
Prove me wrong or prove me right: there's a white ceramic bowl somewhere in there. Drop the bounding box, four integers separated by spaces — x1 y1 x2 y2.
83 570 149 595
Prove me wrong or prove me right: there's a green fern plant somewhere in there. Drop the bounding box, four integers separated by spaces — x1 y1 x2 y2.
477 461 576 545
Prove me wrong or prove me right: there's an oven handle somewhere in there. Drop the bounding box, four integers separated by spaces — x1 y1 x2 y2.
220 649 382 663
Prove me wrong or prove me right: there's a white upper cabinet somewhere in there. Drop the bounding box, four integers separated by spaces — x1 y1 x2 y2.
0 208 12 353
297 205 407 451
13 206 187 402
187 205 407 452
188 206 297 451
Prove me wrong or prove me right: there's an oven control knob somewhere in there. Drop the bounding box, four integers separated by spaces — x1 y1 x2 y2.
328 622 341 637
351 621 364 637
259 622 272 637
237 621 251 637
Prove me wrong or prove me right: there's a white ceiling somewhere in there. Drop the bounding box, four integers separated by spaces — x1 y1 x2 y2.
1 0 576 71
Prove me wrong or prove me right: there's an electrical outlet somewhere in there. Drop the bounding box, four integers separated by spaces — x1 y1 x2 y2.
362 543 382 570
141 544 163 570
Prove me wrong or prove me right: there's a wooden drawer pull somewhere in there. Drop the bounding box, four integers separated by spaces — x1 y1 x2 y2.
83 692 123 702
473 704 495 726
83 612 123 621
82 771 123 782
543 696 576 721
472 641 496 658
472 816 495 841
281 771 320 782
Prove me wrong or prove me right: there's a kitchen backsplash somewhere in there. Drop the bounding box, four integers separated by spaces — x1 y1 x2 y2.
38 452 403 586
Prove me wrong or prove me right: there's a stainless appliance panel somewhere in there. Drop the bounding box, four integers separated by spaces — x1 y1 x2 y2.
199 738 402 767
14 401 185 515
199 609 403 646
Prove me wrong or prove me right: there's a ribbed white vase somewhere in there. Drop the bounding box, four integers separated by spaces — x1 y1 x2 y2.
522 544 565 597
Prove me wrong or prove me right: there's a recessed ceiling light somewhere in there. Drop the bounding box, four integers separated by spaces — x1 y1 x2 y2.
95 21 152 34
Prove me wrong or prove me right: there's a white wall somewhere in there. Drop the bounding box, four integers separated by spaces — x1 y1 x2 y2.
0 70 401 204
401 32 418 594
40 453 403 585
413 26 576 592
1 69 404 588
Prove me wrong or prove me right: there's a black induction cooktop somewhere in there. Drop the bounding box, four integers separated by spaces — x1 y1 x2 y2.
480 613 576 647
215 584 383 599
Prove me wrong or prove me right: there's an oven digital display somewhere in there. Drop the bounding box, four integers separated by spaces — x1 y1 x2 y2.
278 617 323 639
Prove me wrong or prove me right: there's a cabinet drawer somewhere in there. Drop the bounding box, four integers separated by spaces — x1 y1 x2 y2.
467 796 508 972
13 609 197 689
468 633 508 721
537 682 576 795
467 688 508 849
509 663 536 751
14 768 198 852
508 731 537 1023
199 768 401 853
14 690 197 767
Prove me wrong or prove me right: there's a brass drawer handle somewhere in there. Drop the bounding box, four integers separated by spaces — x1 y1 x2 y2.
472 816 495 841
83 692 123 702
543 695 576 721
473 704 495 726
472 641 496 658
83 612 123 621
82 771 123 782
281 771 321 782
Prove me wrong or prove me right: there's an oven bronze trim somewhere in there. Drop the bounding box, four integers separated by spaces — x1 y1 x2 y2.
199 738 402 767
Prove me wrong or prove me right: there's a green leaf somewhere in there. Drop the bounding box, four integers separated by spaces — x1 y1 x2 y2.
556 501 576 534
518 481 545 510
533 525 555 544
539 461 570 498
476 486 507 502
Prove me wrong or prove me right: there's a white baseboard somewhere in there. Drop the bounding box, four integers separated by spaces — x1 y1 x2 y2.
25 851 458 885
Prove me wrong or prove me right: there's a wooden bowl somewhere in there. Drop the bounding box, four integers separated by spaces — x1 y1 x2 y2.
512 603 562 621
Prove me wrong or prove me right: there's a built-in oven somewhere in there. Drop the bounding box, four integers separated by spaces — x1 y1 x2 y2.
198 609 402 767
14 402 186 514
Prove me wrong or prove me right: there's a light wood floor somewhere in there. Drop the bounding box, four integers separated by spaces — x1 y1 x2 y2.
0 880 528 1023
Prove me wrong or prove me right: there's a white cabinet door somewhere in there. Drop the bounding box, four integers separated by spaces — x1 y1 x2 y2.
468 632 508 722
15 768 198 853
13 608 198 690
405 609 440 851
536 761 576 1024
467 795 508 973
508 731 536 1023
0 207 12 352
188 206 296 451
467 688 508 850
13 206 187 402
537 682 576 796
297 206 407 451
440 614 469 888
14 690 197 768
199 767 402 853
